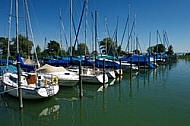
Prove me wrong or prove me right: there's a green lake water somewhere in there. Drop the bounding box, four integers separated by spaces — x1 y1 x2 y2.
0 59 190 126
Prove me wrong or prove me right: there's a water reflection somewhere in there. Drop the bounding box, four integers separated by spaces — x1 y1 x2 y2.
122 61 178 98
1 60 185 126
0 95 60 126
55 86 78 101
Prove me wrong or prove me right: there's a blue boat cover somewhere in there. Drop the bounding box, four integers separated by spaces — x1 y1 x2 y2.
17 53 35 71
0 65 18 76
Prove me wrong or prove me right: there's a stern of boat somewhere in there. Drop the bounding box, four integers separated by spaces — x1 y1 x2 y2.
37 84 59 97
97 74 108 84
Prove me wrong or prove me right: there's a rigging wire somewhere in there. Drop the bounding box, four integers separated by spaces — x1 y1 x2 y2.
24 0 40 68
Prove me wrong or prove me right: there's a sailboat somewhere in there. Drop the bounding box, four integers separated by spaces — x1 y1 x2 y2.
36 64 79 86
2 70 59 99
1 0 59 99
81 68 108 84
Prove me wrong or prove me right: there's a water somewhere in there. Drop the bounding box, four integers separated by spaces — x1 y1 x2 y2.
0 59 190 126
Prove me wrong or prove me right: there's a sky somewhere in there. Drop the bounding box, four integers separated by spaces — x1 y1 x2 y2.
1 0 190 53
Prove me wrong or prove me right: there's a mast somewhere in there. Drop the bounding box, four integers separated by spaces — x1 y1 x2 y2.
149 31 151 53
134 13 136 51
84 0 88 56
156 30 158 53
24 0 40 68
7 0 13 70
95 11 97 56
16 0 19 54
70 0 72 56
44 37 47 50
104 17 107 55
128 3 130 53
115 16 119 57
23 0 29 58
59 7 63 56
91 12 94 54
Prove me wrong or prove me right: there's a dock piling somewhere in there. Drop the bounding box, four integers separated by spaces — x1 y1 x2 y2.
103 59 105 88
119 58 121 82
17 61 23 108
130 57 132 79
79 61 83 98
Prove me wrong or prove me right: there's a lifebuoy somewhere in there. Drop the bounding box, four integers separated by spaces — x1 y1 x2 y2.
51 77 58 84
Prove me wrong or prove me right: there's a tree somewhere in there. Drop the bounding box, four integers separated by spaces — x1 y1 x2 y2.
41 49 49 58
119 50 127 56
153 44 165 53
11 34 33 58
59 49 67 57
0 35 33 59
47 40 60 58
67 46 78 56
165 45 174 55
147 44 166 54
147 46 155 54
133 49 140 54
99 37 117 56
36 45 41 58
77 43 89 55
92 50 98 56
0 37 8 58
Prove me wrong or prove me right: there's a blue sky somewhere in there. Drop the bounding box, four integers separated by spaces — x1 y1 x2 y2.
1 0 190 53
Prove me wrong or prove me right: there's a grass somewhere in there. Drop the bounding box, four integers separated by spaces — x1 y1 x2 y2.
178 54 190 59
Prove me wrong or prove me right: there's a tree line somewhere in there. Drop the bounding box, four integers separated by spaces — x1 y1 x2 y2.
0 34 174 60
0 34 90 60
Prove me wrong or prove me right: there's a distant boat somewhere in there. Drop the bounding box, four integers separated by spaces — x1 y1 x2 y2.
114 60 138 71
150 54 166 65
94 68 116 79
119 55 155 69
36 64 79 86
81 68 108 84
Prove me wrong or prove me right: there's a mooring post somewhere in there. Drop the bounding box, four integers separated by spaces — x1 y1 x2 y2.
119 58 121 76
149 54 151 69
130 57 132 79
79 60 83 98
144 56 146 71
103 59 105 88
119 58 121 82
138 56 140 72
17 61 23 108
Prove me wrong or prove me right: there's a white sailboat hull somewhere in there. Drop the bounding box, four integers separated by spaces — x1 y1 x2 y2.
37 64 79 86
5 84 59 99
106 70 116 79
38 72 79 87
2 73 59 99
81 74 108 84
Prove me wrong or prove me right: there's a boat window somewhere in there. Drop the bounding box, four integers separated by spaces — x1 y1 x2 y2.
65 73 70 75
9 75 17 83
38 76 42 79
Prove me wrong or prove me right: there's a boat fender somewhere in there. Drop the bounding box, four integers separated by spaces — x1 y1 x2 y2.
42 79 48 86
51 77 58 84
38 80 41 87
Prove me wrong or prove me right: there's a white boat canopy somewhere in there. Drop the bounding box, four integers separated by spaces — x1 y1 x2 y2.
36 64 67 73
